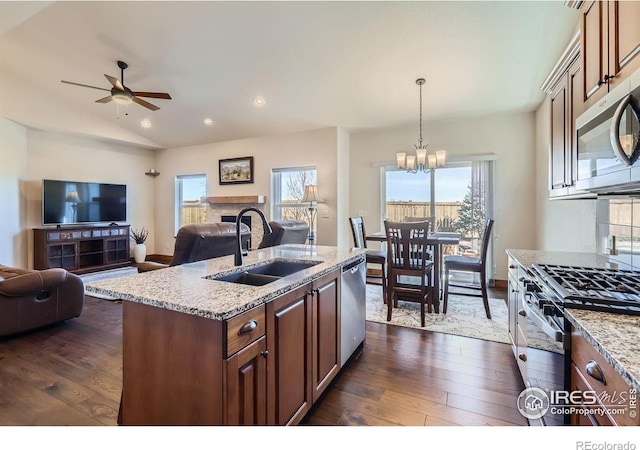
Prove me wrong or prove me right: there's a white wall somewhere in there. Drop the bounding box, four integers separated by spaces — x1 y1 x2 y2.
350 112 538 281
24 129 157 266
336 127 351 248
0 117 28 267
154 128 340 254
534 96 597 252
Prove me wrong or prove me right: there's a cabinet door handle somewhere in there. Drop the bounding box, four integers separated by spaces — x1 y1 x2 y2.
260 351 269 358
518 353 527 362
238 320 258 335
585 360 606 385
518 309 527 317
598 74 615 86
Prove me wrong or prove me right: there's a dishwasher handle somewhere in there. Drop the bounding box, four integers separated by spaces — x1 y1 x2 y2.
343 257 365 273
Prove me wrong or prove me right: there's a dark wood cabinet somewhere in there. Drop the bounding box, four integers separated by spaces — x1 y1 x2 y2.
265 268 341 425
120 267 344 426
582 0 640 109
266 284 313 426
311 270 341 403
33 225 130 274
570 327 639 426
550 74 569 191
546 35 590 199
224 336 267 425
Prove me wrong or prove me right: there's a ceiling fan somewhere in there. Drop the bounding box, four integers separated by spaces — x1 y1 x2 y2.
61 61 171 113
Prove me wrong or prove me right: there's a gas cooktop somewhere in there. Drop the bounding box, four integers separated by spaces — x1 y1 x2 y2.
531 264 640 316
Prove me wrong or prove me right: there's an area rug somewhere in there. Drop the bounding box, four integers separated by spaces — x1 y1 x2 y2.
79 266 138 300
366 285 561 353
366 285 511 344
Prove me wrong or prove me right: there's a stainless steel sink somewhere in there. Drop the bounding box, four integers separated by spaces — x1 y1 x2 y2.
211 260 321 286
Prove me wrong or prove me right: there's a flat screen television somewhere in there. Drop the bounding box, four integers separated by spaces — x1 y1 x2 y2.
42 179 127 225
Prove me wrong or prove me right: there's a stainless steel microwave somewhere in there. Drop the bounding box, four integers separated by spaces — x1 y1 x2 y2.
575 68 640 194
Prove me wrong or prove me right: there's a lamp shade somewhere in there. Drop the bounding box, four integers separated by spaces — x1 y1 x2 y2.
65 191 80 203
302 185 323 203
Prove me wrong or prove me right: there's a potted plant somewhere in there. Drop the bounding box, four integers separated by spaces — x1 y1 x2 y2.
130 227 149 263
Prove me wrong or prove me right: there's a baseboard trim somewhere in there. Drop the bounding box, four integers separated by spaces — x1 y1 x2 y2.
493 279 507 289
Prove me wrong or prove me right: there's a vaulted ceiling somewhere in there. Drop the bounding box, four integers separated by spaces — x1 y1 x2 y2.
0 1 580 149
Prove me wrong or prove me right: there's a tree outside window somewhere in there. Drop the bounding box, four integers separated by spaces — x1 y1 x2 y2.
272 167 317 231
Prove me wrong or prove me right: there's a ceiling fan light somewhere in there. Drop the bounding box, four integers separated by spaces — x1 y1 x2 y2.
112 91 133 105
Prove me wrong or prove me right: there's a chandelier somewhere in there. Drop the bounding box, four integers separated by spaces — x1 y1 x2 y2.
396 78 446 173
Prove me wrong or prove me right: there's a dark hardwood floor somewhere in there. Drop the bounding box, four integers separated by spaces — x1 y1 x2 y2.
0 288 527 426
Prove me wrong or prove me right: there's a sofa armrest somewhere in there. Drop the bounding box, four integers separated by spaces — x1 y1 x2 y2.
0 268 68 296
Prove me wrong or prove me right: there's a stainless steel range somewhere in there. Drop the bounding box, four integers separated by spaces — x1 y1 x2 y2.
531 264 640 316
511 261 640 426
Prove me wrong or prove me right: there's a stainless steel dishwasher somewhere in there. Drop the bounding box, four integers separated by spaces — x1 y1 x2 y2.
340 256 366 367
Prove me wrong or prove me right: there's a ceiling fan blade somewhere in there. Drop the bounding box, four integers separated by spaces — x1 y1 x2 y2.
95 96 112 104
61 80 110 92
132 96 160 111
104 74 124 91
131 91 172 100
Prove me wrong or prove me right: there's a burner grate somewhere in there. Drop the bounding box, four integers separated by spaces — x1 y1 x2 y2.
531 264 640 315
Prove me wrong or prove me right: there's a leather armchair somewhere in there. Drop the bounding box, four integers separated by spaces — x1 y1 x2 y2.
0 265 84 337
258 220 310 248
137 222 251 272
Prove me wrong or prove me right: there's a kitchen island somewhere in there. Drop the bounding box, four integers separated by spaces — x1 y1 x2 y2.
86 244 367 425
507 249 640 426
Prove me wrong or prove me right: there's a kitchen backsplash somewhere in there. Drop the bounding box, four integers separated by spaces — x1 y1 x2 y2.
596 197 640 268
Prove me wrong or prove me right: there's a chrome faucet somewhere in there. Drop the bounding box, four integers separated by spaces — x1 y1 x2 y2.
235 207 272 266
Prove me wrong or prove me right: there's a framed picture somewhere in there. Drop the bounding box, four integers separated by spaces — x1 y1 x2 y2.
219 156 254 185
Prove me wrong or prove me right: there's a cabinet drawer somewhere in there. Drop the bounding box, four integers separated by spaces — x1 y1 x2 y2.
571 327 638 426
226 305 265 357
570 363 616 426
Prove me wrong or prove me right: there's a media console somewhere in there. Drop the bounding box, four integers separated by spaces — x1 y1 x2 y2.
33 224 131 274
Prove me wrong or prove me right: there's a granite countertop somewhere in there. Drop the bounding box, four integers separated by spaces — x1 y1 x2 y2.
86 244 366 321
506 249 640 392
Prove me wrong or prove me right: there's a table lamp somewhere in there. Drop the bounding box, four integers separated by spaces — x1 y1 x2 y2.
301 185 323 244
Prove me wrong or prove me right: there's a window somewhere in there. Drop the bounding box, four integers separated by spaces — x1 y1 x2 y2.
271 166 317 233
384 159 495 281
175 174 207 233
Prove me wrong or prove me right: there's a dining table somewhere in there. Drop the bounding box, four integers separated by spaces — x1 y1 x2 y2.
365 231 461 313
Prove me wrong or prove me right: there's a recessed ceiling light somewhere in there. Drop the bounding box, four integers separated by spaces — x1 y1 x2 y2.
141 119 151 129
253 97 266 106
203 118 214 126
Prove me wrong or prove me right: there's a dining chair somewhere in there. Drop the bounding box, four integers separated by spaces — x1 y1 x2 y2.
442 218 495 319
403 217 433 260
404 216 430 231
384 220 434 327
349 217 387 304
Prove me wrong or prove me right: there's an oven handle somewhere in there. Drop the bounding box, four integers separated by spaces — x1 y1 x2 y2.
523 295 565 344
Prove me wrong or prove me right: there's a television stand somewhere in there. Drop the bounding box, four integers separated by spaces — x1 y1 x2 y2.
33 224 131 274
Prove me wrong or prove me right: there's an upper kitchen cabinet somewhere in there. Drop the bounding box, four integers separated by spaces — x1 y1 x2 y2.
543 30 593 199
582 0 640 109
